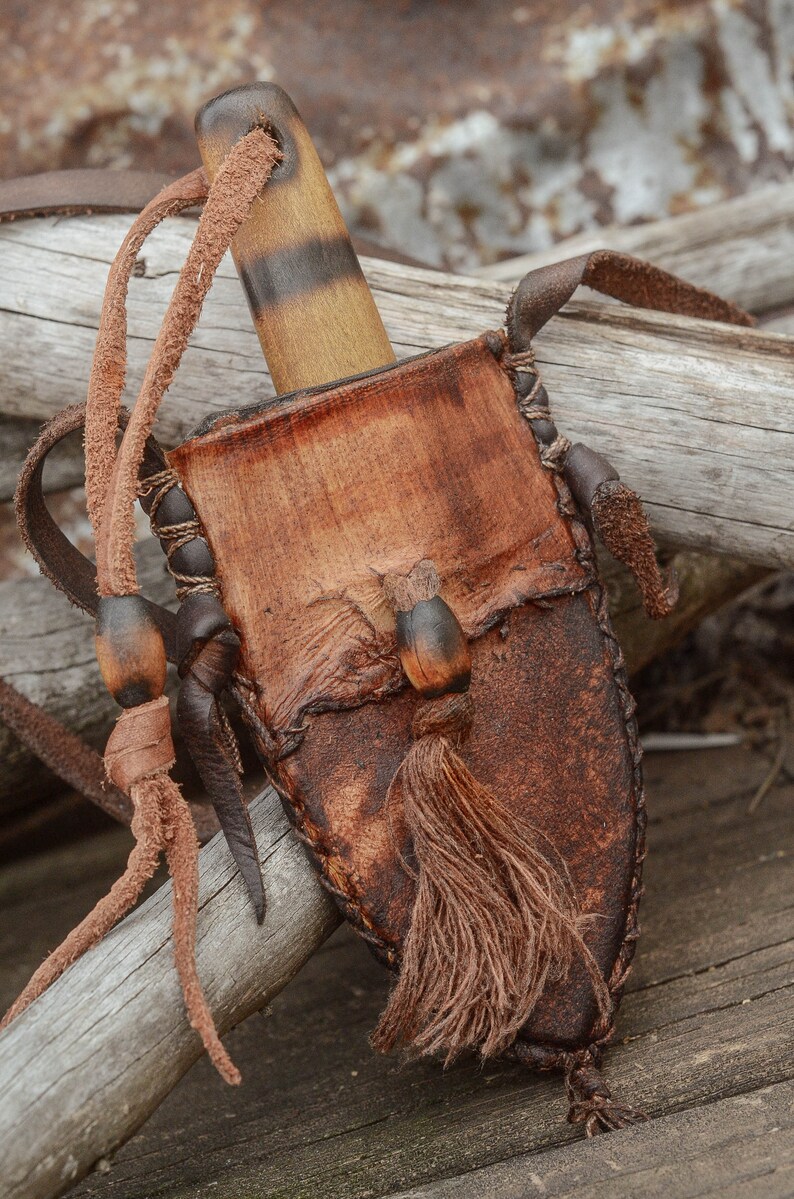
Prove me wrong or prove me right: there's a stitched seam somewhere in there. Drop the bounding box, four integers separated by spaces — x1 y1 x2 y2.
496 343 646 1067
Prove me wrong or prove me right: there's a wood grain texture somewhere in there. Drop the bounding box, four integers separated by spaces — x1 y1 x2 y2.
195 82 395 392
0 744 788 1199
384 1082 794 1198
0 214 792 568
0 787 340 1199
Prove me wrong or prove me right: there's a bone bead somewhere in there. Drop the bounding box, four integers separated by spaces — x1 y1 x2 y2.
395 596 472 698
95 595 168 708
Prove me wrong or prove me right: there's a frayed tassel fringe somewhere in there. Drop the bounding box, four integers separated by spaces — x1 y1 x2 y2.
372 693 611 1063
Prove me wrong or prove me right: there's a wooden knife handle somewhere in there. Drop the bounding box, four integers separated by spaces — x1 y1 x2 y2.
195 82 395 395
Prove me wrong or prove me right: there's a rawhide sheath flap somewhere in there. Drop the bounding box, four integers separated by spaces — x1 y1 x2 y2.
170 334 643 1056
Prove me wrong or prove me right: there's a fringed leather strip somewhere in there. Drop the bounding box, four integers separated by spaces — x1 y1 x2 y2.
0 751 164 1031
504 251 753 620
372 560 611 1063
0 674 132 825
2 127 281 1084
84 168 210 546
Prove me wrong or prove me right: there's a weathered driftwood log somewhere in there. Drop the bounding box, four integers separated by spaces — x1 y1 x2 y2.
1 214 793 568
5 181 794 500
0 539 175 809
0 787 340 1199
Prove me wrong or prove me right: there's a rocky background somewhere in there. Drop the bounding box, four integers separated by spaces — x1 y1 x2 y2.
0 0 792 852
2 0 794 271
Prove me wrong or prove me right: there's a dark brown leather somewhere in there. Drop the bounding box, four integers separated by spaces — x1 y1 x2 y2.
170 334 641 1055
506 249 753 344
563 444 620 511
176 593 265 922
0 169 175 221
0 168 427 268
14 403 178 657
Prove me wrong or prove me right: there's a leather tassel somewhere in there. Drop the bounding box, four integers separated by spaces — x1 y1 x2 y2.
374 562 610 1063
590 480 678 620
562 443 678 621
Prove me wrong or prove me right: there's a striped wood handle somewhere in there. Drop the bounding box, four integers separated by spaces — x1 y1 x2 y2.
195 82 395 394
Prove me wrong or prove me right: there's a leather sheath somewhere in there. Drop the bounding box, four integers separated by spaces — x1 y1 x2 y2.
170 332 644 1060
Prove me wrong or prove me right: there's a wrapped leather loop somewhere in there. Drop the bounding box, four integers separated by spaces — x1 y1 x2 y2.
504 254 753 621
14 403 178 659
506 249 753 347
104 695 175 792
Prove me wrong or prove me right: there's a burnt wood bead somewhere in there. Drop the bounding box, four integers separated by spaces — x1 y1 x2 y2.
149 484 196 527
396 596 472 698
514 373 544 403
167 536 215 578
563 442 621 512
528 417 558 446
95 595 168 708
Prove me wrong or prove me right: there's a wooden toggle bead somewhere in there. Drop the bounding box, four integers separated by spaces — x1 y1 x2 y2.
95 595 168 708
563 442 620 513
396 596 472 699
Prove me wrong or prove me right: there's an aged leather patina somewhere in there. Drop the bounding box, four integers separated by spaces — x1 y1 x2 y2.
0 84 754 1132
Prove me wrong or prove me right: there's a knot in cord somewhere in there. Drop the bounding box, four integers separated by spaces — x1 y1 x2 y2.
412 691 473 743
565 1053 648 1136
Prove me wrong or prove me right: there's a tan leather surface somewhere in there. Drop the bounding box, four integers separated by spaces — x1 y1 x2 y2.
171 336 591 744
171 335 641 1053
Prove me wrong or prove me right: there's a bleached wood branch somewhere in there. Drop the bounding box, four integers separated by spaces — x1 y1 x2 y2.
1 211 792 569
0 787 340 1199
0 187 792 1199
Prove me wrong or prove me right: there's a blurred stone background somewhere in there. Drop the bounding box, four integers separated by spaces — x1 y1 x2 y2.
0 0 792 854
2 0 793 271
